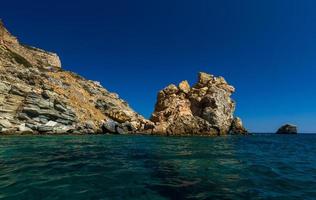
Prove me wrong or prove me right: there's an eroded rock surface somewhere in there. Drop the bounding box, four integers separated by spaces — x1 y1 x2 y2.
150 72 247 135
0 21 150 134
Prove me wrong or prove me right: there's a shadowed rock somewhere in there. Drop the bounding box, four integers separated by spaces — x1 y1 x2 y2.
229 117 248 135
276 124 298 134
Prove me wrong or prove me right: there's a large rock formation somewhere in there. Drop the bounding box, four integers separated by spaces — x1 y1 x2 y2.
150 72 247 135
276 124 298 134
0 20 151 134
0 21 247 136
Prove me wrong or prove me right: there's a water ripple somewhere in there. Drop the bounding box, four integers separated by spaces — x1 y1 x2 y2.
0 134 315 199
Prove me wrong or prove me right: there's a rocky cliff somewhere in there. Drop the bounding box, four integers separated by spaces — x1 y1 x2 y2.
0 21 150 134
0 21 247 135
150 72 247 135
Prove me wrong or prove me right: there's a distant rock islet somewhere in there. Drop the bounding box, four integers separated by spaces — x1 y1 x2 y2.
276 124 298 134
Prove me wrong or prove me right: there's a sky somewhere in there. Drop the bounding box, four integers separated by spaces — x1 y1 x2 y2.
1 0 316 133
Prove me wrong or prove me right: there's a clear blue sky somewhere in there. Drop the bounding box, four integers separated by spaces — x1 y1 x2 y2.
1 0 316 133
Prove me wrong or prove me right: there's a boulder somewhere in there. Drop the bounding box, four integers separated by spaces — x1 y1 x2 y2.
116 126 126 134
0 119 12 128
38 125 54 133
54 125 75 134
84 120 96 130
276 124 298 134
18 123 34 134
102 119 118 133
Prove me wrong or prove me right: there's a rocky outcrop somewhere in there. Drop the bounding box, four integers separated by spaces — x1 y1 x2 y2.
0 21 151 134
276 124 298 134
150 72 247 135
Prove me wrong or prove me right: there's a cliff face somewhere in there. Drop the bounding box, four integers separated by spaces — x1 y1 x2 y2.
0 21 150 134
150 72 247 135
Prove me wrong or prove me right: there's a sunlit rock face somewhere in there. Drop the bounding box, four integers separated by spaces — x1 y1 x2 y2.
150 72 247 136
0 21 151 134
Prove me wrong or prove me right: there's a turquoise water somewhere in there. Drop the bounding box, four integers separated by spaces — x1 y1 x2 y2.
0 134 315 200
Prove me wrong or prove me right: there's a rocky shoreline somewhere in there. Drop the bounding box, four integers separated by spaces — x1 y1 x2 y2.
0 21 247 136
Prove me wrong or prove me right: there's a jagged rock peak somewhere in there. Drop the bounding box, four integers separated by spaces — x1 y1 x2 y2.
150 72 247 136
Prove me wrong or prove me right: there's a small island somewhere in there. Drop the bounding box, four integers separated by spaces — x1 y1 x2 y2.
276 124 298 134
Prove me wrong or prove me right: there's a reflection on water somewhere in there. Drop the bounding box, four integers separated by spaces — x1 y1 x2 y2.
0 134 315 200
141 136 243 200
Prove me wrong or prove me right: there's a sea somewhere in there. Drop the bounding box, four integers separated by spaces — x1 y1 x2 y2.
0 134 315 200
